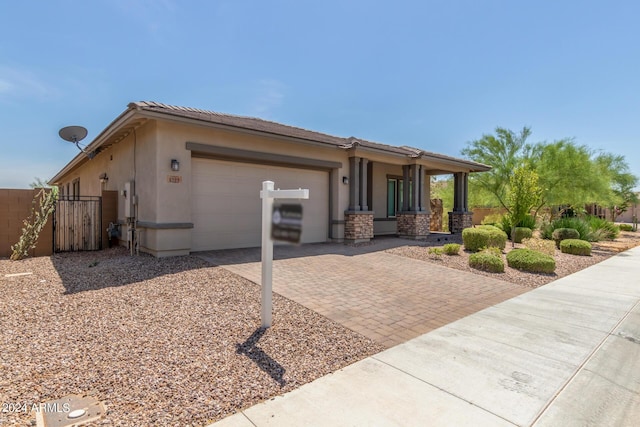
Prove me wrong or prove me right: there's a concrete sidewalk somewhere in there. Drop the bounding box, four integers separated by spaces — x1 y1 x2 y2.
209 246 640 426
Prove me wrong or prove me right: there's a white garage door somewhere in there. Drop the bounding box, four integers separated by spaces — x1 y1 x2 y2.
192 158 329 251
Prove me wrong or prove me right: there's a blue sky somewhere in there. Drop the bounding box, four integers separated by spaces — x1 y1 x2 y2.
1 0 639 189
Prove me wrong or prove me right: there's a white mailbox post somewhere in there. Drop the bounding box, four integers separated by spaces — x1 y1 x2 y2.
260 181 309 328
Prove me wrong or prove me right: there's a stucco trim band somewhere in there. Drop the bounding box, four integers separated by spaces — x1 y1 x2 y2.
186 142 343 170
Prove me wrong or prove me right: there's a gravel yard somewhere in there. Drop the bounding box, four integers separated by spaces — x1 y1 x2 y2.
387 230 640 288
0 248 383 426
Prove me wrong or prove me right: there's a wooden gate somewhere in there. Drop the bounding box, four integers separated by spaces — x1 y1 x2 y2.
54 196 102 252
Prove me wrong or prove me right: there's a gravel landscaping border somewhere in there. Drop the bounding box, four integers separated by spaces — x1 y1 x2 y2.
0 248 383 426
387 230 640 288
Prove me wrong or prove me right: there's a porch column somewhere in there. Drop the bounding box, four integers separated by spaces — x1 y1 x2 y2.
463 172 469 212
348 156 360 211
453 172 460 212
397 164 430 239
360 158 369 211
411 164 420 211
423 171 431 214
449 172 472 233
402 165 410 211
345 156 373 243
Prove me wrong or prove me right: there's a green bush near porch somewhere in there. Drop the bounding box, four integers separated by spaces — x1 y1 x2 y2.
469 251 504 273
463 226 507 252
443 243 461 255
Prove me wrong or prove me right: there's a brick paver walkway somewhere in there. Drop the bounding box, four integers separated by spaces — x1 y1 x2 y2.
198 238 528 348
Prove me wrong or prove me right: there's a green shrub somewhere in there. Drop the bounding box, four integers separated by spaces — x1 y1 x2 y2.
428 247 444 257
492 222 505 232
463 226 507 251
462 228 490 252
541 217 591 241
522 238 556 256
619 224 634 232
513 227 533 243
469 251 504 273
585 216 619 241
517 214 537 230
500 215 513 237
506 249 556 273
552 228 580 248
560 239 592 256
477 225 508 250
443 243 461 255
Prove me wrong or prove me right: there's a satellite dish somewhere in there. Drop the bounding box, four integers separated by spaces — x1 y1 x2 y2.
59 126 88 144
59 125 97 158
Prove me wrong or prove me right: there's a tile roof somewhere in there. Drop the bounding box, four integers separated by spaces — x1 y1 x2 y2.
129 101 490 171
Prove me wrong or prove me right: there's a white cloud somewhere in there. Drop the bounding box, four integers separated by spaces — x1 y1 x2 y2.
250 79 286 117
0 65 59 100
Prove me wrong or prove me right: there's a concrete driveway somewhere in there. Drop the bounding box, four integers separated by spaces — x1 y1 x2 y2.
198 237 527 348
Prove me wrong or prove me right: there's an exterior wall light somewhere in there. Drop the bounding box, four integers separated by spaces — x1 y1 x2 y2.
171 159 180 171
342 176 349 185
99 173 108 183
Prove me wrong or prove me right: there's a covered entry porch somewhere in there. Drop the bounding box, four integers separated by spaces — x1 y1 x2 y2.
339 140 488 242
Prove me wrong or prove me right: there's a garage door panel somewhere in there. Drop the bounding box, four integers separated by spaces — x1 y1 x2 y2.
192 158 329 251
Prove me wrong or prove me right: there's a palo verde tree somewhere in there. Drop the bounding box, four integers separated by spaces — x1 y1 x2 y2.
461 127 532 210
526 139 610 210
594 152 639 220
462 127 638 221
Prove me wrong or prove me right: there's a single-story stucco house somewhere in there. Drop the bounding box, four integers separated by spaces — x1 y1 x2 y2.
50 101 490 257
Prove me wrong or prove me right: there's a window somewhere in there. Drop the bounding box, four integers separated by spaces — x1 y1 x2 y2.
387 177 413 217
387 178 404 217
72 179 80 200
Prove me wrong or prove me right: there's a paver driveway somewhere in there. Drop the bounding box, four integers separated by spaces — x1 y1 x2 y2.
198 238 528 348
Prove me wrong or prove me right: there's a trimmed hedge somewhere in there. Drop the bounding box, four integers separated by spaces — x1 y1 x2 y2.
443 243 461 255
469 251 504 273
506 249 556 273
462 226 508 252
513 227 533 243
462 228 490 252
552 228 580 248
619 224 634 232
560 239 592 256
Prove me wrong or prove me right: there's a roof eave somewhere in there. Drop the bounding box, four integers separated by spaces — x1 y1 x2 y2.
49 108 140 184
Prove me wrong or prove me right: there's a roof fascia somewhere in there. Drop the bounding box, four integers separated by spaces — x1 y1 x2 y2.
135 109 346 152
49 108 139 184
347 146 490 172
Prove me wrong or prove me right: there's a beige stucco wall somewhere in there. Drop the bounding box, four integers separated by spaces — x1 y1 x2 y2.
155 120 352 241
52 114 469 255
56 121 158 250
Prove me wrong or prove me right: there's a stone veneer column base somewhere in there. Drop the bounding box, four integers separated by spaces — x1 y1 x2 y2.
397 212 431 239
448 211 473 233
344 211 374 243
